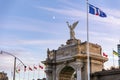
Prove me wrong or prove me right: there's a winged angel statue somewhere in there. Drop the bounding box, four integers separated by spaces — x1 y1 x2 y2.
66 21 79 39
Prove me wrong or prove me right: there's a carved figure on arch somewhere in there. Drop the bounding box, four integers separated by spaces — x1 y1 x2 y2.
66 21 79 39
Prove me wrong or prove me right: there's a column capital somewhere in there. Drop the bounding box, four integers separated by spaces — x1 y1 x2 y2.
75 59 83 69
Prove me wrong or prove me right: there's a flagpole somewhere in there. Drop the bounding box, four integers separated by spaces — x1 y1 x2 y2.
23 71 25 80
28 68 29 80
38 64 40 79
113 49 115 67
113 53 115 67
86 0 90 80
19 71 20 80
33 65 35 80
38 67 39 79
23 66 26 80
102 52 104 69
11 69 13 80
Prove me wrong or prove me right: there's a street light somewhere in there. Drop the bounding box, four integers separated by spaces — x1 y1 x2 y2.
0 50 26 80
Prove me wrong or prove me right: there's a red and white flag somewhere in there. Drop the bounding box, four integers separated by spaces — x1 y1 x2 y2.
16 68 20 73
39 65 43 69
29 66 33 71
103 52 108 57
34 66 37 70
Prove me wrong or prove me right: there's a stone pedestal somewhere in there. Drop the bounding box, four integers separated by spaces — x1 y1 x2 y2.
66 39 81 45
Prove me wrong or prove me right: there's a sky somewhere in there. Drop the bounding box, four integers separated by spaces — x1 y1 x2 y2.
0 0 120 80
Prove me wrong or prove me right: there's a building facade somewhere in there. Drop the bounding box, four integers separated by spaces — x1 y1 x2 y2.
91 68 120 80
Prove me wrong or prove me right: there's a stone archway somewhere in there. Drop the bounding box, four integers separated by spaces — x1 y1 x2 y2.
59 66 76 80
42 21 108 80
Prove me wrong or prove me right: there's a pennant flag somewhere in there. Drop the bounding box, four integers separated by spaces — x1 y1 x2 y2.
113 50 119 56
29 67 33 71
39 65 43 69
89 4 107 17
16 68 20 73
34 66 37 70
16 70 19 73
103 52 108 57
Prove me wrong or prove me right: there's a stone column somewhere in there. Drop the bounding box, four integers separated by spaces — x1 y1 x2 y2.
45 70 52 80
45 65 52 80
75 60 83 80
77 67 82 80
52 65 56 80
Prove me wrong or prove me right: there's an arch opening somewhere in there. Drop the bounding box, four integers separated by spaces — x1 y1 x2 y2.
59 66 76 80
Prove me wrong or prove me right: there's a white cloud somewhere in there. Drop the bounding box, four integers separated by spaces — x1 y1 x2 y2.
0 19 49 33
105 8 120 18
0 39 65 46
0 16 68 36
58 0 82 9
38 6 86 18
18 39 66 45
90 15 120 27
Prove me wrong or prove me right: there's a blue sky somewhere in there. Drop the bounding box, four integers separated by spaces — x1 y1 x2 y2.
0 0 120 80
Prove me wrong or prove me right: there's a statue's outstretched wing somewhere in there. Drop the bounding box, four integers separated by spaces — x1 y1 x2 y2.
72 21 79 29
66 21 71 28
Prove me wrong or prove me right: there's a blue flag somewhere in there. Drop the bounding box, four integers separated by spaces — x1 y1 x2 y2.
89 4 107 17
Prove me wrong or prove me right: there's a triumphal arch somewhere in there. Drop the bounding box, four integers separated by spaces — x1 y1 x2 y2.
42 21 108 80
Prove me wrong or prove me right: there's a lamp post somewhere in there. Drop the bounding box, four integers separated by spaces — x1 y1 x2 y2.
0 50 26 80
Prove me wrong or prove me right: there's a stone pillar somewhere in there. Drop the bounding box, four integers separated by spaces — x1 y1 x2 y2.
45 65 52 80
77 67 82 80
52 65 56 80
75 59 83 80
45 70 50 80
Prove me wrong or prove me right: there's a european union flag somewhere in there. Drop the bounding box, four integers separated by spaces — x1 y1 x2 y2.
89 4 107 18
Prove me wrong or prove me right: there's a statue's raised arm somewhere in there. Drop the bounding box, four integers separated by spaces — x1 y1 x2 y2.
66 21 79 39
